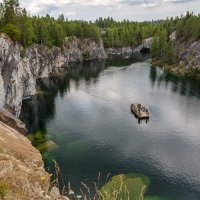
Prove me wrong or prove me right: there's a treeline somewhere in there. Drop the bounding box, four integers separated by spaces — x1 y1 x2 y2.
95 17 171 48
176 12 200 41
151 12 200 64
0 0 100 47
0 1 200 59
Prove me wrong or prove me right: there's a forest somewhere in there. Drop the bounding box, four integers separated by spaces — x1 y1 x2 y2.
0 0 200 64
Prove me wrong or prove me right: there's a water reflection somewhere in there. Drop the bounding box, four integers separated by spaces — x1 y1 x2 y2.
20 55 200 200
149 66 200 98
20 55 146 134
20 59 106 134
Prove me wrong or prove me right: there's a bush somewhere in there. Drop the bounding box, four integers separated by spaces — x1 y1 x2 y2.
3 23 21 41
0 181 10 198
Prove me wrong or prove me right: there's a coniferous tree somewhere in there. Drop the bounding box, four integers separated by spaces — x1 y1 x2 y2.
3 0 20 25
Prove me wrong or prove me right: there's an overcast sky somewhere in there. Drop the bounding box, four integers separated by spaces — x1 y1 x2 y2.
1 0 200 21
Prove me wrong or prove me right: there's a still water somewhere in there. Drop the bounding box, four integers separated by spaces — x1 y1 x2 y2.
20 54 200 199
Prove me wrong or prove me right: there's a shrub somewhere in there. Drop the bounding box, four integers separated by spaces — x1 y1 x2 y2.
0 181 10 198
3 23 21 41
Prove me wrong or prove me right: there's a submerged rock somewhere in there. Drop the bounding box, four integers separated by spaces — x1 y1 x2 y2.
100 173 164 200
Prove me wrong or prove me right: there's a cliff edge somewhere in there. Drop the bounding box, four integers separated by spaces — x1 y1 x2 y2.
0 121 50 199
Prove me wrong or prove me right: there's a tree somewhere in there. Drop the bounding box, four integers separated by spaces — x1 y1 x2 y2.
3 23 20 41
0 3 5 29
3 0 20 25
151 36 159 58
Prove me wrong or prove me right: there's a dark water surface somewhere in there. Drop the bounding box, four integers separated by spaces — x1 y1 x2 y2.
20 54 200 199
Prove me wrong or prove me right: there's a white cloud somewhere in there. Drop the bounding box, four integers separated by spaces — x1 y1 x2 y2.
117 5 122 9
0 0 199 21
66 11 76 16
142 3 158 8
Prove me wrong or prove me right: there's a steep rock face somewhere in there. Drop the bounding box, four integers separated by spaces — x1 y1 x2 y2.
106 38 153 55
175 39 200 69
0 120 70 200
0 74 4 108
0 121 49 199
63 38 82 63
63 37 107 62
133 37 153 53
0 33 107 116
106 47 133 55
169 31 200 69
81 38 107 60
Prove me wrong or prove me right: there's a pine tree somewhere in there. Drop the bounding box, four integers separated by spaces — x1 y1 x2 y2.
151 36 159 58
3 0 20 25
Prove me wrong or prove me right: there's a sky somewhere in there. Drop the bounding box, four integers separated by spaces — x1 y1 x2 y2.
2 0 200 21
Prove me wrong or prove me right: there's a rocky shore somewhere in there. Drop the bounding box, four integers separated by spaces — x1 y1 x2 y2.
105 37 153 56
152 32 200 77
0 110 71 199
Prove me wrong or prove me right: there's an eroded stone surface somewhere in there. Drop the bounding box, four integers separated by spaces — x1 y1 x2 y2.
0 121 71 200
0 121 49 199
0 33 107 117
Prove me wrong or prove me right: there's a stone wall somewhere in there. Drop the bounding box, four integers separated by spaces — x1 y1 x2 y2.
0 33 107 117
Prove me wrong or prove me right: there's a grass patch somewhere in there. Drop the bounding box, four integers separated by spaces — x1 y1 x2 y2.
0 146 4 154
0 181 10 198
15 153 26 162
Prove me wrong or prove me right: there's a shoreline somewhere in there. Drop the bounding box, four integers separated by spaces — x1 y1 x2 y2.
151 60 200 79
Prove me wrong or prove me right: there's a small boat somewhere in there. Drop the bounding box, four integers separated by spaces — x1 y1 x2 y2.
130 103 149 119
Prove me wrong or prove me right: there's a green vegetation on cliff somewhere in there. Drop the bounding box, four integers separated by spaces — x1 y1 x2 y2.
0 0 101 47
0 1 200 72
0 1 199 49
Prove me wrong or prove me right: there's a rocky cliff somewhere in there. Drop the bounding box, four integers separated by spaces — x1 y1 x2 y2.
0 120 49 199
0 33 107 117
105 38 153 56
174 39 200 70
0 117 70 200
153 32 200 75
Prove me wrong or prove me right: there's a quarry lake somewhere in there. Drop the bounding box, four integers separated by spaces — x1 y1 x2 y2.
20 54 200 200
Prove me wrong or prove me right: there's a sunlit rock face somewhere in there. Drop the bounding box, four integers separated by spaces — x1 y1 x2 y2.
0 74 4 108
0 33 107 116
0 34 37 116
106 37 153 55
175 40 200 69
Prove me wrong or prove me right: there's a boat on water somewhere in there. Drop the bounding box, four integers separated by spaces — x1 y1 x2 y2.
130 103 149 119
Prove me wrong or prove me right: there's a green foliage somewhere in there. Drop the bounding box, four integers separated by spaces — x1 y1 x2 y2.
151 29 176 64
0 0 199 70
0 146 3 153
3 23 20 41
3 0 20 25
0 3 4 28
95 17 167 48
176 12 200 40
0 181 10 198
